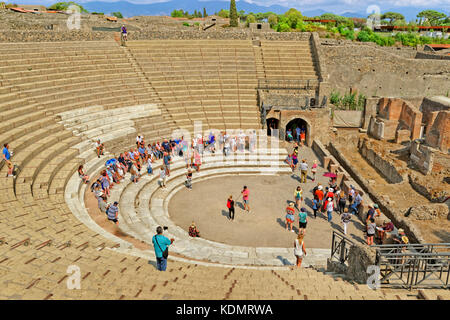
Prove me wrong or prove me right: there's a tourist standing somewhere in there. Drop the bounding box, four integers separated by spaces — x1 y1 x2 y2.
366 218 376 246
325 197 334 222
2 143 14 177
121 25 127 41
294 233 307 268
285 203 295 232
351 191 363 215
348 185 355 204
101 171 110 197
311 160 317 182
241 186 250 212
294 186 303 209
341 208 351 235
300 159 308 183
314 185 324 211
152 226 174 271
107 201 119 225
163 152 171 176
300 129 306 147
298 207 308 234
159 167 167 188
337 190 347 214
227 195 235 221
312 197 319 219
95 139 104 158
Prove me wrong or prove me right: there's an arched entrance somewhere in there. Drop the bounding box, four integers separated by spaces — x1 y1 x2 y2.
285 118 309 145
266 118 279 137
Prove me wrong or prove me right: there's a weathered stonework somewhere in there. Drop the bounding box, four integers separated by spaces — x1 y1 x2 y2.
265 108 331 146
406 204 449 220
320 40 450 97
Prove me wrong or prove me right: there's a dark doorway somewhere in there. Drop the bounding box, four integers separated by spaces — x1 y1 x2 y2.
285 118 308 144
266 118 279 137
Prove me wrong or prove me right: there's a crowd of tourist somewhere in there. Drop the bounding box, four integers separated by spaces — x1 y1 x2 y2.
282 140 410 267
86 130 263 271
84 131 408 271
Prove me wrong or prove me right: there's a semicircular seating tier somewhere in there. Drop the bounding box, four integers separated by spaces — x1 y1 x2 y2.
0 40 426 300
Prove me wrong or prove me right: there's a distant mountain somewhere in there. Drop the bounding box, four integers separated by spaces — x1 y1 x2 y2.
340 12 366 19
81 0 448 22
83 0 289 17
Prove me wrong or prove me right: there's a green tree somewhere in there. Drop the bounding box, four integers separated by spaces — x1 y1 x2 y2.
381 12 405 25
268 14 278 27
218 9 229 18
203 8 207 18
417 10 446 25
284 8 303 28
48 2 88 13
246 14 256 26
229 0 238 27
111 11 123 18
171 9 184 18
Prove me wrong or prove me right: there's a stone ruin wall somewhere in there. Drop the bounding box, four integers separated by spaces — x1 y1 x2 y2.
358 138 405 184
320 39 450 98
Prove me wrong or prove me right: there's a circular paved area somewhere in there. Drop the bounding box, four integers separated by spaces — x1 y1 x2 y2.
169 150 367 249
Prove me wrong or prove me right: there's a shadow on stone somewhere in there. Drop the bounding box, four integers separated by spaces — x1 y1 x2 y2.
433 229 450 243
276 255 293 266
221 210 229 219
277 218 286 229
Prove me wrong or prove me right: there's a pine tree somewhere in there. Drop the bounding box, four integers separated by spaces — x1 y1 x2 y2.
229 0 238 27
203 7 207 18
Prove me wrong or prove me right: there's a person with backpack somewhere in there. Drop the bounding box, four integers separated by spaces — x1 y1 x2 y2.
294 233 307 268
227 195 235 221
337 190 347 214
152 226 174 271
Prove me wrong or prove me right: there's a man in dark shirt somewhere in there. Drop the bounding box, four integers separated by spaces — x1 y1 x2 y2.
227 195 235 221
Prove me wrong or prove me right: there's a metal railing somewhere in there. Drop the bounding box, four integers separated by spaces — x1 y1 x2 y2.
257 79 320 90
374 243 450 289
330 230 355 265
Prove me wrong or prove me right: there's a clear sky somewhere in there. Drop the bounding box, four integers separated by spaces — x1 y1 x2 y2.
15 0 450 14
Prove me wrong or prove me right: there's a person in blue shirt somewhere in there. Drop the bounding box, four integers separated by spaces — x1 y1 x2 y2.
163 152 171 176
152 226 174 271
2 143 14 177
351 191 363 215
312 198 319 219
138 145 146 161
